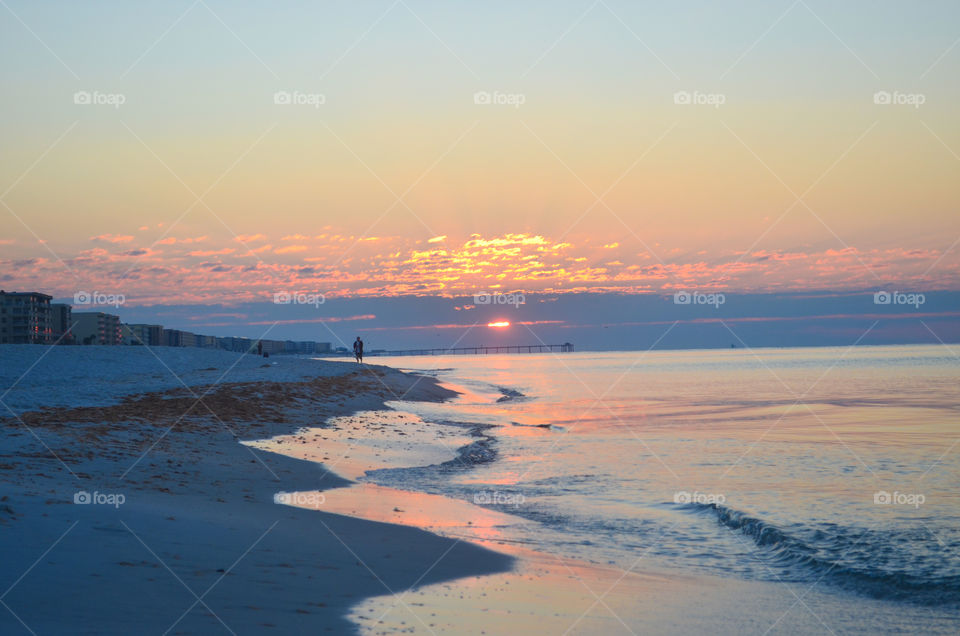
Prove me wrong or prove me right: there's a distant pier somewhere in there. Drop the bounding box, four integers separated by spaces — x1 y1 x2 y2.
366 343 574 357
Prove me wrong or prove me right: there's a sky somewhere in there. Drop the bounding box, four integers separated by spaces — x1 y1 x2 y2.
1 1 958 348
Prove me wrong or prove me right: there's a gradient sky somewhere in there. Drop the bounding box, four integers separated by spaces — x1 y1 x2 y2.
2 1 959 331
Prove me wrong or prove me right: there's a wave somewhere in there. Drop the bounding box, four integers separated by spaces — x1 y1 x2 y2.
684 502 960 605
442 436 497 468
496 387 527 402
365 424 498 489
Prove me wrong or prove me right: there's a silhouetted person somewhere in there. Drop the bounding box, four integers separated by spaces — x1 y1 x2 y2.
353 336 364 363
257 340 262 356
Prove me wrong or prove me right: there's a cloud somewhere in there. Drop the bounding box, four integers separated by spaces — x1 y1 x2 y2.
189 248 235 257
193 314 377 327
275 245 308 254
4 231 958 306
90 234 134 244
427 235 447 243
156 235 207 246
235 234 267 242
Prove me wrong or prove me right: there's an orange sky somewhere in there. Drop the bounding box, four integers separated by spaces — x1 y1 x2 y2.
1 2 958 304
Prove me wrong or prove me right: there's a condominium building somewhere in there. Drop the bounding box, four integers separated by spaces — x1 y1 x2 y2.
217 336 255 353
0 291 53 344
260 339 285 355
164 329 197 347
196 334 218 348
50 303 74 344
288 341 332 354
122 323 164 346
73 312 123 345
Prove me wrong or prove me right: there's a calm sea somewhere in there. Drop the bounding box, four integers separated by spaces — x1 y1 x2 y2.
362 344 960 606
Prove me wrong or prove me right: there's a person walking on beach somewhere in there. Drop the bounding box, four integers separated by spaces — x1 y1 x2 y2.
257 340 262 356
353 336 364 363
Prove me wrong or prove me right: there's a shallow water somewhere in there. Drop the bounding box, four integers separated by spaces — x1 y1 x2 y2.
354 345 960 607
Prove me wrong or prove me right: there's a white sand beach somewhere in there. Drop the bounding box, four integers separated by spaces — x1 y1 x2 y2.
0 346 511 634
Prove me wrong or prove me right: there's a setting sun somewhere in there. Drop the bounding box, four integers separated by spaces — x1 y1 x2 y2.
487 321 511 328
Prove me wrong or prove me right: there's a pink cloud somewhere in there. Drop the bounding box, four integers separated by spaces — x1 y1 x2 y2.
90 234 134 244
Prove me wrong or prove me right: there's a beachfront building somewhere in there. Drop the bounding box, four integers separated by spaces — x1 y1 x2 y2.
217 336 255 353
0 290 53 344
260 340 285 356
196 334 218 348
164 329 197 347
302 341 331 354
123 324 164 346
73 312 122 345
50 303 74 344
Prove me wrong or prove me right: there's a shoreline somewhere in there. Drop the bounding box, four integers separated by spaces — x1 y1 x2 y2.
5 346 960 634
0 347 514 634
259 366 960 635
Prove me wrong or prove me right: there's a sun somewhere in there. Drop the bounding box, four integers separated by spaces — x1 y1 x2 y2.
487 321 510 328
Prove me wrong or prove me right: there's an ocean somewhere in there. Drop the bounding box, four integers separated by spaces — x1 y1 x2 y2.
348 344 959 609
